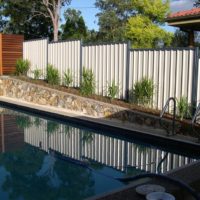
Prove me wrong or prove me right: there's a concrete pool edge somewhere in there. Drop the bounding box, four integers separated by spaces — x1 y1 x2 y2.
0 96 199 155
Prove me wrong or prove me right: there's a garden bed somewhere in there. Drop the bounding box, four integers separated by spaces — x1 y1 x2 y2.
1 75 200 139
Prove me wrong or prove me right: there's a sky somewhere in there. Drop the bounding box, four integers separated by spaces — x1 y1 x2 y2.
66 0 196 32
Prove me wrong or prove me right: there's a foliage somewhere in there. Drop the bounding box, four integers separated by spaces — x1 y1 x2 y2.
130 77 154 106
125 15 173 48
46 64 60 85
63 69 73 87
41 0 72 41
0 0 53 40
61 8 87 40
95 0 134 42
194 0 200 7
80 67 95 96
172 30 189 47
95 0 171 43
15 115 32 129
131 0 170 23
34 117 42 127
15 58 30 76
176 96 191 120
107 80 119 100
32 69 42 80
81 131 94 144
47 120 59 134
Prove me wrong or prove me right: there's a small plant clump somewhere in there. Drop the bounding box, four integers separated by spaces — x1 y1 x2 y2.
80 67 95 96
130 77 154 106
32 68 42 80
176 96 191 120
15 58 30 76
63 69 73 87
46 64 60 85
108 80 119 100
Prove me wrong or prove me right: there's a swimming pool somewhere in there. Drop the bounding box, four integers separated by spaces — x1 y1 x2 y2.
0 105 199 200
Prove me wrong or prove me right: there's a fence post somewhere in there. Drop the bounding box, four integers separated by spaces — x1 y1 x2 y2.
125 41 131 100
46 38 49 79
80 39 83 87
192 47 199 112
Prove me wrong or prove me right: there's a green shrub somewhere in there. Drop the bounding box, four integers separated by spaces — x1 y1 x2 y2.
108 80 119 100
130 77 154 106
176 96 191 120
32 69 42 80
46 64 60 85
80 67 95 96
15 58 30 76
63 69 73 87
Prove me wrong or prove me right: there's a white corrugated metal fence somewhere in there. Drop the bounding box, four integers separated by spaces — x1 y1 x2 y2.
23 38 200 109
23 39 48 79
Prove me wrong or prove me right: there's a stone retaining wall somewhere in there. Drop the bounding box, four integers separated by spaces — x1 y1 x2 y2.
0 77 162 128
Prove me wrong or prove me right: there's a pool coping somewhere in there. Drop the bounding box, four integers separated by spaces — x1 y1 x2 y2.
0 96 199 156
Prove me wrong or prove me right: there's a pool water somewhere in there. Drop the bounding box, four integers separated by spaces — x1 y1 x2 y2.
0 106 198 200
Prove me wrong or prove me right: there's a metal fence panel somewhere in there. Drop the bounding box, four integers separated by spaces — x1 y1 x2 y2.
82 43 128 99
48 40 81 87
23 39 48 79
129 48 196 110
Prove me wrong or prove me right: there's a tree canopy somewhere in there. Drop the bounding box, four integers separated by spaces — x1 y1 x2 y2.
95 0 173 47
0 0 53 40
61 8 87 40
125 0 173 48
125 15 173 48
41 0 71 41
194 0 200 7
95 0 134 42
0 0 72 41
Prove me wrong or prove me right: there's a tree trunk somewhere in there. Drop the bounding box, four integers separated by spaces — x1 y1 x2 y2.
53 24 58 41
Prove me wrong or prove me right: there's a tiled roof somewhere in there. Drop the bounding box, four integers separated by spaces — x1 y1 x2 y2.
168 7 200 19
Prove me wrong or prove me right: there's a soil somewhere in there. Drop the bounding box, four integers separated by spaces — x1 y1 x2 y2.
10 76 200 138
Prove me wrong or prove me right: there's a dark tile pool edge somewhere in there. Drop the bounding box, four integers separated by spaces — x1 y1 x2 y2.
0 99 199 157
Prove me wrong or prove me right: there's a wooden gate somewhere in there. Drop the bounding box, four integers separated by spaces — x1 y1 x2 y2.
0 34 24 75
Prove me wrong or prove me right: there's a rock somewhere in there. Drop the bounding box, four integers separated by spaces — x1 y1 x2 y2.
38 98 47 105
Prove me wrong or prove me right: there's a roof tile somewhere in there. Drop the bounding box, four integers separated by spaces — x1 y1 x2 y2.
168 8 200 19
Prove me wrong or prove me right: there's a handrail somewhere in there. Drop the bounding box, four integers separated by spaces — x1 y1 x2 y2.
192 103 200 124
159 97 176 135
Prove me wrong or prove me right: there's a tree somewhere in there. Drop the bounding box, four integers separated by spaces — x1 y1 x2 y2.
0 0 53 40
61 8 87 40
194 0 200 7
40 0 71 41
95 0 135 42
125 0 173 48
172 30 189 47
0 0 71 41
125 15 173 48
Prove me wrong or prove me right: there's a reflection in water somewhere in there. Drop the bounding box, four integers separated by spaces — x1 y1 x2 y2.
0 108 198 200
19 114 197 174
0 145 95 200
